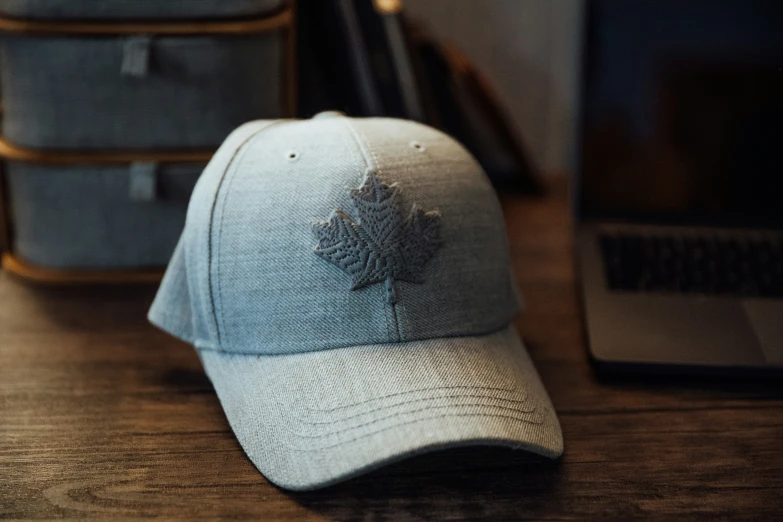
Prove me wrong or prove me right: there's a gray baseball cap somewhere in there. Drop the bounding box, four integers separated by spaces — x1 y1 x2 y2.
148 112 563 491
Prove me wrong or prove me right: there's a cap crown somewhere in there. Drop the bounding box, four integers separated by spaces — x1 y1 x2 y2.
181 116 519 354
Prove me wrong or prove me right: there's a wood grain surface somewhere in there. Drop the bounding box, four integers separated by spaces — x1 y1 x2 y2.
1 178 782 520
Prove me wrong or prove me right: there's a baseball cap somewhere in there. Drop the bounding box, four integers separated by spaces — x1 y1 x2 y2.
148 112 563 491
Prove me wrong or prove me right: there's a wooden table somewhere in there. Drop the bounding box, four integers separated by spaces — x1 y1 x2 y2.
2 179 782 520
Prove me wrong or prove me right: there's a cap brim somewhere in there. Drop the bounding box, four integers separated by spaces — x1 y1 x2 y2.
198 326 563 491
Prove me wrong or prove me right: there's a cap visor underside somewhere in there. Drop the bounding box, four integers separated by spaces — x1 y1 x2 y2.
198 326 563 491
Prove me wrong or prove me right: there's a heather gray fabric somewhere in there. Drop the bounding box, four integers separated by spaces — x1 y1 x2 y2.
151 236 194 343
0 32 283 149
163 116 519 353
0 0 285 20
199 326 562 491
148 114 563 490
6 161 201 268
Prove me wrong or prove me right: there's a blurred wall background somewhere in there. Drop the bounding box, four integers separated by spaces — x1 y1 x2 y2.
406 0 584 175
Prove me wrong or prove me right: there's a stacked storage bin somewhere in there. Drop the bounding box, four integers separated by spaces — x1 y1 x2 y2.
0 0 294 282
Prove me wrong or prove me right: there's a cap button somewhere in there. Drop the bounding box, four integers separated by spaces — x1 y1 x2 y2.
313 111 346 120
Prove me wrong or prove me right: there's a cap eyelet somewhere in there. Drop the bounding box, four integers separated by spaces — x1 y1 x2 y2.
287 150 299 161
409 141 425 152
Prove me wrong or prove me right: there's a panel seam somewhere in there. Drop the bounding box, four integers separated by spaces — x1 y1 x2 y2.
208 120 286 346
340 118 402 343
338 119 390 339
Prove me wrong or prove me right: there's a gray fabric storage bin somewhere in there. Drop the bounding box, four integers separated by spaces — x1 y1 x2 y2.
5 161 202 268
0 0 286 20
0 31 284 149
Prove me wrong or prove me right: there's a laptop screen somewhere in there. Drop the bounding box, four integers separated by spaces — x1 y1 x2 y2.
578 0 783 228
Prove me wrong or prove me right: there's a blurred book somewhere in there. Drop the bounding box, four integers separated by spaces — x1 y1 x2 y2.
297 0 542 193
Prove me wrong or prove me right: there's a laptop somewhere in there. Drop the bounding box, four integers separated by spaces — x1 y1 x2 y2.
575 0 783 374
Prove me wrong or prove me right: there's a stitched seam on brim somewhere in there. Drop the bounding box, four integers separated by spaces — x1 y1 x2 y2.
278 411 547 452
284 403 543 439
285 393 537 428
300 385 522 413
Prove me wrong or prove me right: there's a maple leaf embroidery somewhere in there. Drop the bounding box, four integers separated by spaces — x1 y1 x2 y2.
313 171 442 304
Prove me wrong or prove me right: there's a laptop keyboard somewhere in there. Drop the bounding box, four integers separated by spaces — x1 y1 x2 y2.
600 233 783 297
